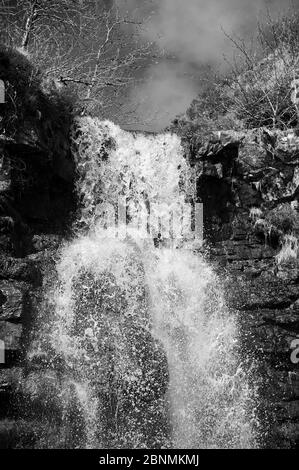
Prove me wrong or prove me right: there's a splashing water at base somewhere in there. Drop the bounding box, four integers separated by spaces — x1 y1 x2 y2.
148 248 256 448
26 118 258 448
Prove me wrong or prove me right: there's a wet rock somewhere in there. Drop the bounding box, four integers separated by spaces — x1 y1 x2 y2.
287 372 299 399
0 256 42 285
31 234 61 253
0 368 23 393
227 278 299 311
0 420 38 449
0 281 27 321
277 401 299 421
0 368 23 419
0 321 23 352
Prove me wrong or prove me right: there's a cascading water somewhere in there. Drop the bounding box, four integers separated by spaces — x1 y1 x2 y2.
25 117 258 449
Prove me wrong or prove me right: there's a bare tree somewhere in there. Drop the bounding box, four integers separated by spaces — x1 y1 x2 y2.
0 1 82 49
0 0 154 120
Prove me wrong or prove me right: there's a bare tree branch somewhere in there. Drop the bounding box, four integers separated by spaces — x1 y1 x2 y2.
0 1 156 122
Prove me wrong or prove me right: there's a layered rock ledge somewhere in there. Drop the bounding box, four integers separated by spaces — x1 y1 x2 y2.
0 48 75 447
186 128 299 447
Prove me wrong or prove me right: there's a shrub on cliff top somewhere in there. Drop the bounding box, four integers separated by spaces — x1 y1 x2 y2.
265 203 299 235
253 203 299 263
173 9 299 135
254 203 299 244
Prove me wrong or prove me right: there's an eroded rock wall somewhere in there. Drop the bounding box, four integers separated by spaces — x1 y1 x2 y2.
0 48 75 448
188 128 299 448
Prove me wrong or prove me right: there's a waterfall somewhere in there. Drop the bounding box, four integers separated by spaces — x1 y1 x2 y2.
25 118 258 449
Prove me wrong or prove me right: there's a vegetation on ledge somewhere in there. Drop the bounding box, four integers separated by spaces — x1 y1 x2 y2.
171 9 299 139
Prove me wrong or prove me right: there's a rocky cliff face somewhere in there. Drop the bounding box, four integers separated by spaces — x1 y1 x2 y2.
185 128 299 448
0 49 75 447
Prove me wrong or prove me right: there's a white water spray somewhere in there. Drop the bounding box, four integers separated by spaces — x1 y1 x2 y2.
27 118 257 448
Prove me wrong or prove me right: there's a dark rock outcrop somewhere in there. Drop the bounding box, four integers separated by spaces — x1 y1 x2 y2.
0 48 75 448
186 128 299 448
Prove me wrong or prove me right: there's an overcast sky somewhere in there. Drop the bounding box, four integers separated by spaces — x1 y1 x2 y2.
115 0 297 130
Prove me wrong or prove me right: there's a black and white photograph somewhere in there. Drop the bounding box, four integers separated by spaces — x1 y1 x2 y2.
0 0 298 456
